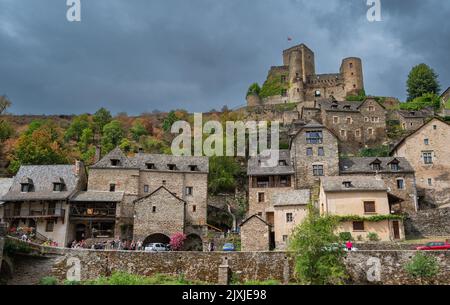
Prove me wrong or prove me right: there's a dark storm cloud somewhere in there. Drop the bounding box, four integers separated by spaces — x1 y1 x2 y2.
0 0 449 115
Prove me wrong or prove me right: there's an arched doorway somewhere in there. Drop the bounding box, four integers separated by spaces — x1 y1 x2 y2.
182 234 203 251
143 233 170 246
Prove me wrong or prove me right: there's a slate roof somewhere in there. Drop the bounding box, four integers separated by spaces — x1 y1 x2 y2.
321 176 387 192
340 157 414 174
396 110 428 118
70 191 124 203
247 150 294 176
2 165 84 201
91 147 209 173
0 178 13 204
272 189 310 207
322 100 363 112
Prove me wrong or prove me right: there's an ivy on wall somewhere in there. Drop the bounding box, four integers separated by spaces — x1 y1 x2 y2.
259 73 289 99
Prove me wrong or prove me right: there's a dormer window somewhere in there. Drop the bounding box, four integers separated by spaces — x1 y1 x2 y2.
371 160 382 171
189 165 199 171
389 159 400 171
111 159 121 167
343 105 351 110
21 183 31 193
343 181 353 188
53 183 63 192
146 163 156 170
278 160 287 166
331 105 338 109
167 164 177 171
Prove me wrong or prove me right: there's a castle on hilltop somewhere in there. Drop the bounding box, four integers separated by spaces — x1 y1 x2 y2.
247 43 364 106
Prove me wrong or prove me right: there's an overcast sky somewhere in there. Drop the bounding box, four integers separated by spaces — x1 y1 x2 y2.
1 0 449 115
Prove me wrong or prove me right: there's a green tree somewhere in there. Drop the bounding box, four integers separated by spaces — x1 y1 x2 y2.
9 120 68 173
406 64 440 101
162 111 178 132
93 107 112 135
246 83 261 97
208 156 242 194
78 127 94 152
404 252 439 284
400 93 441 111
101 120 124 154
289 205 348 285
0 96 14 142
64 114 91 141
130 119 148 141
139 136 170 154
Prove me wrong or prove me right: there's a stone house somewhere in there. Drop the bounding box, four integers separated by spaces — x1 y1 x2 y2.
84 147 209 247
391 118 450 208
440 87 450 116
2 162 87 247
240 215 271 252
290 121 340 189
133 186 186 245
340 157 418 214
318 176 405 241
394 110 428 132
0 178 13 224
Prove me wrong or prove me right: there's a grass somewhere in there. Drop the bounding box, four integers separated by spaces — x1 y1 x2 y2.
82 272 209 285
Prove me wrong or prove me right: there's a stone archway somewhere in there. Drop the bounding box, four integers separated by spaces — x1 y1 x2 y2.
143 233 170 246
182 234 203 251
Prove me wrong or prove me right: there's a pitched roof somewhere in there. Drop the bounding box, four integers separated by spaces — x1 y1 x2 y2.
239 214 272 227
272 189 310 207
70 191 124 203
321 176 387 192
396 110 428 118
340 157 414 174
390 117 450 154
0 178 13 204
91 147 209 173
133 185 186 204
2 165 84 201
247 150 294 176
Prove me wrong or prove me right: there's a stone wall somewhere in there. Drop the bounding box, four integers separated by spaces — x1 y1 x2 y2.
0 223 5 269
240 216 270 252
405 208 450 237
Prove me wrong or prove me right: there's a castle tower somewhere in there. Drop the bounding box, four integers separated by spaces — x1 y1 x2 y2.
283 44 316 103
340 57 364 96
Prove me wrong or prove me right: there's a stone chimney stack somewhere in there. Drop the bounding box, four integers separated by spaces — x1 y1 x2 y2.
74 160 83 176
94 146 101 163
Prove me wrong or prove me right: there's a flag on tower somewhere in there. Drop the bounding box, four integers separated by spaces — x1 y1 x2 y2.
287 37 293 41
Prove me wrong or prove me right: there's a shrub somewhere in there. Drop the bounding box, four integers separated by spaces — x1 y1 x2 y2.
259 74 288 99
39 277 58 285
367 232 380 242
358 145 390 157
345 89 366 102
246 83 261 97
339 232 353 242
404 253 439 284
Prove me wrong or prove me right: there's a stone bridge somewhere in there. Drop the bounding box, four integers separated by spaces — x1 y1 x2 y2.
1 228 450 285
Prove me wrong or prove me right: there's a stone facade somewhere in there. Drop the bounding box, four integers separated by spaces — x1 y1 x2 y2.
252 44 364 107
391 118 450 207
394 110 428 132
133 186 185 242
405 207 450 237
290 122 339 189
239 215 271 252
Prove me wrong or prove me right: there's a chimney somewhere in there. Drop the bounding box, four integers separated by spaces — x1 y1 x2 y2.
94 146 101 163
74 160 82 176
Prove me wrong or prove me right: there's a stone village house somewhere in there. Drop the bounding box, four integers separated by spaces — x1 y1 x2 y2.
391 118 450 208
1 162 87 247
318 176 405 242
0 178 13 224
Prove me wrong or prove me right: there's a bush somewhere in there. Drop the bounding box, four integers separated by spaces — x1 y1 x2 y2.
358 145 390 157
404 253 439 284
367 232 380 242
259 74 288 99
246 83 261 97
39 277 58 285
339 232 353 242
345 89 366 102
400 93 441 111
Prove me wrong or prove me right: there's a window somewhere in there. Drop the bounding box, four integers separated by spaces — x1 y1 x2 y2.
286 213 293 223
192 205 197 212
315 90 321 97
53 183 63 192
278 160 287 166
368 106 375 111
306 147 313 156
371 117 379 122
349 63 353 68
368 128 374 136
397 179 405 190
281 89 288 97
353 221 365 231
109 184 116 192
152 206 156 213
162 180 167 185
146 163 156 170
433 125 437 130
306 131 323 144
258 193 265 203
110 159 121 166
318 147 325 156
355 129 361 137
313 165 324 176
340 130 346 137
428 178 433 186
45 220 54 232
333 116 339 124
371 163 381 171
343 181 353 188
185 187 193 196
282 235 288 242
346 117 352 124
21 184 30 193
167 164 177 171
364 201 376 214
280 176 289 187
423 152 433 164
390 163 399 171
144 185 149 193
281 75 287 83
189 165 199 171
364 117 369 123
424 139 429 145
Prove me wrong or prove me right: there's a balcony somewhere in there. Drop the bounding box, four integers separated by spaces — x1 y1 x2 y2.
4 208 65 219
70 205 116 219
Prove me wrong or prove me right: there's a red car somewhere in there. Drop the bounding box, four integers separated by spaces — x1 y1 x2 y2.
416 242 450 251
